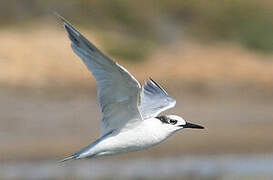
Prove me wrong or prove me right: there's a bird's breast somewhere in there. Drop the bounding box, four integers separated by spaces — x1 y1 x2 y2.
107 121 166 149
90 119 169 157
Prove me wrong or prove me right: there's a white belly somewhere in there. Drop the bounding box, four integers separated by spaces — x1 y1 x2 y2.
86 119 169 157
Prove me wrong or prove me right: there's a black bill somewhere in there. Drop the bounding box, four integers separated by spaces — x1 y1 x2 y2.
180 122 204 129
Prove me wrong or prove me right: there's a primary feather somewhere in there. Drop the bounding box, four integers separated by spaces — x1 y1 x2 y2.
59 15 142 136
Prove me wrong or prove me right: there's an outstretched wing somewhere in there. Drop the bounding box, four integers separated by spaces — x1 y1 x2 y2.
59 15 142 136
139 78 176 119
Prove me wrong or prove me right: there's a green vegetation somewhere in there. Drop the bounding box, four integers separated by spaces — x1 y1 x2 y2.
1 0 273 60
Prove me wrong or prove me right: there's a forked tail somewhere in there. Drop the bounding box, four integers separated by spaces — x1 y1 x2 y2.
58 153 79 163
58 142 96 163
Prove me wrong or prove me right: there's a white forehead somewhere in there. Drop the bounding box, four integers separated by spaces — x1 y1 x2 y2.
167 115 185 121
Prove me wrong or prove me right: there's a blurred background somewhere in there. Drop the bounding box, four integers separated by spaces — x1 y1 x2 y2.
1 0 273 179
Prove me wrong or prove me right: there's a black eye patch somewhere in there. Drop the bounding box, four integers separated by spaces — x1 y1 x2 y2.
169 119 177 125
156 116 177 125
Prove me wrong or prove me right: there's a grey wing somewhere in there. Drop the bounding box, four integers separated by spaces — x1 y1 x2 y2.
59 15 142 136
139 78 176 119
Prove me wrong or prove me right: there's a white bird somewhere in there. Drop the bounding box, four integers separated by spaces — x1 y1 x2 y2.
57 15 204 162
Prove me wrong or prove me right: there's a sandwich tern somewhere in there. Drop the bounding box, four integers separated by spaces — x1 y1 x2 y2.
57 15 204 162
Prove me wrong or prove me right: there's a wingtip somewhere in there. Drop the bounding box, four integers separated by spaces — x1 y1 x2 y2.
54 12 66 23
148 78 168 95
54 12 72 28
149 77 158 86
148 77 157 86
54 13 81 44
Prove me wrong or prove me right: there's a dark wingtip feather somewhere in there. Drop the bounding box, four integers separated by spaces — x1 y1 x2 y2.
54 13 81 46
55 13 98 53
54 12 68 24
54 12 72 25
148 78 168 95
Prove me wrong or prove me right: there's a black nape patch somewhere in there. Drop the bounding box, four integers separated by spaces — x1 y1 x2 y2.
156 115 170 124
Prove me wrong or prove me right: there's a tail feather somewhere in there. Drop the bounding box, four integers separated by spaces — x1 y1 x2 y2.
58 153 79 163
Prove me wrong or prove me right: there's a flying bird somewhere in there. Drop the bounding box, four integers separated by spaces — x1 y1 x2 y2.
57 15 204 162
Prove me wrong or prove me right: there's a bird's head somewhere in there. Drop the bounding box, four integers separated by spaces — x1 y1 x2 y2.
156 115 204 133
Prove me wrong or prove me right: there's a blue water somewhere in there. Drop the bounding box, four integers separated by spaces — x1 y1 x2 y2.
1 154 273 180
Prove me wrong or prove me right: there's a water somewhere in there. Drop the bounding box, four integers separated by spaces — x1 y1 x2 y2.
1 154 273 180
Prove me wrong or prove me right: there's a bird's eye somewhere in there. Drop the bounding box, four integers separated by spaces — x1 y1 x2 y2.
169 119 177 125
